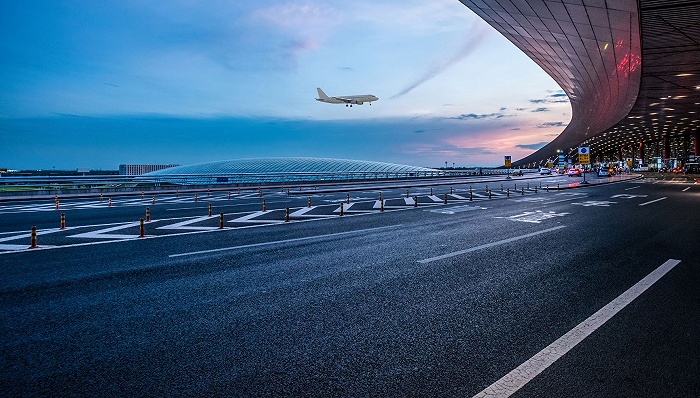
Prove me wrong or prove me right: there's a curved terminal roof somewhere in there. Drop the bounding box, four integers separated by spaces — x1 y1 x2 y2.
143 157 439 185
146 157 436 175
460 0 700 166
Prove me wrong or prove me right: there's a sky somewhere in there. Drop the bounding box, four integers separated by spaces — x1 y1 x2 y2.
0 0 571 170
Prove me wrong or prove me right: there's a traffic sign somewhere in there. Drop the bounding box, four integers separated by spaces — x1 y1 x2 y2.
504 156 511 167
578 147 590 164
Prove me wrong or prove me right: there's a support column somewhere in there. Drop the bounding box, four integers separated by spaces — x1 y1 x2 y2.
618 147 623 161
639 142 645 163
694 131 700 158
663 134 670 160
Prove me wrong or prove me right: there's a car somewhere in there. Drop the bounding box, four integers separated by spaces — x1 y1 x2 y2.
597 168 611 177
567 168 581 177
672 167 684 174
539 168 551 175
512 170 523 176
633 164 650 172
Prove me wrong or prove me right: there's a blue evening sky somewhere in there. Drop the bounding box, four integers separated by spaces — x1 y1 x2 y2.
0 0 571 170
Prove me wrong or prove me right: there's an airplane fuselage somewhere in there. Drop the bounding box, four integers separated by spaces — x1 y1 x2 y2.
315 88 378 107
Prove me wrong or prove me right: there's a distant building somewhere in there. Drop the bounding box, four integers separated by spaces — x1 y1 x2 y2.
119 164 178 176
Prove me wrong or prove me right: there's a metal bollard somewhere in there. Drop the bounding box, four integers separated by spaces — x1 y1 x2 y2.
521 187 524 195
146 207 151 222
469 190 473 201
287 189 290 196
379 192 383 201
406 189 409 198
339 202 344 216
285 207 290 222
228 191 231 200
207 189 211 197
100 193 103 202
414 196 418 207
30 226 38 248
60 213 66 230
450 187 453 194
308 197 311 207
108 197 112 207
219 212 224 229
444 193 448 204
546 185 549 192
152 196 155 205
262 200 267 212
141 192 144 200
486 184 489 192
139 218 145 238
208 203 213 217
195 193 198 202
380 198 384 212
514 183 517 190
346 194 350 204
55 200 59 210
488 190 492 199
534 186 538 193
507 188 510 197
258 188 262 197
238 187 241 194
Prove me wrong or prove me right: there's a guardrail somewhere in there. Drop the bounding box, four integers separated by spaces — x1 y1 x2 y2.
0 169 539 197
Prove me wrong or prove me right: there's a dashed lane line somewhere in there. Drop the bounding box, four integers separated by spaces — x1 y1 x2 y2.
418 225 566 264
639 197 668 206
471 259 681 398
682 187 690 192
168 224 403 258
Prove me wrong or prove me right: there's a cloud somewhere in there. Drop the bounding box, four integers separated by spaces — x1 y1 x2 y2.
338 66 353 71
530 91 570 104
391 23 487 99
449 112 515 120
538 121 568 128
531 107 549 112
516 142 548 150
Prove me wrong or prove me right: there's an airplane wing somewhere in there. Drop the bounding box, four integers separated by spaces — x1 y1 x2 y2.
332 96 353 103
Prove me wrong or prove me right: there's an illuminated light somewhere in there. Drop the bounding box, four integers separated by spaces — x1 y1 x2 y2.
663 108 674 111
649 103 659 106
676 73 694 77
672 96 687 100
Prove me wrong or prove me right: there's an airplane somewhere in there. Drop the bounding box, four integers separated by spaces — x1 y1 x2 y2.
315 88 379 107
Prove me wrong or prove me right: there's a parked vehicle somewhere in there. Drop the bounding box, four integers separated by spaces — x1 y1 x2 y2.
539 168 551 175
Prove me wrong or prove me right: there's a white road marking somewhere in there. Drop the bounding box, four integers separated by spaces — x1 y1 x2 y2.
169 224 402 258
571 200 617 207
156 215 218 231
0 244 33 251
611 194 648 199
682 187 690 192
427 205 486 215
639 197 667 206
496 210 569 224
624 186 641 190
472 259 682 398
69 222 141 239
418 226 566 263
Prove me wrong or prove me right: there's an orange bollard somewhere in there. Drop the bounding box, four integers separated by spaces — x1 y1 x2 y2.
488 190 492 199
228 191 231 200
380 198 384 212
219 212 224 229
238 187 241 194
151 196 155 204
55 200 59 210
285 207 290 222
308 197 311 207
258 188 262 197
208 203 213 217
146 207 151 222
141 191 144 200
450 187 453 194
139 218 145 237
100 193 103 202
30 226 38 248
430 187 433 195
414 196 418 207
469 190 473 201
507 188 510 197
207 189 210 197
406 189 409 198
262 200 267 212
444 193 448 204
108 197 112 207
521 187 524 195
346 194 350 204
194 193 198 202
339 202 344 216
60 213 66 230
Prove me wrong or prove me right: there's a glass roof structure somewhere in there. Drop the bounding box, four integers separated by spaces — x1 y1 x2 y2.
460 0 700 166
142 157 440 185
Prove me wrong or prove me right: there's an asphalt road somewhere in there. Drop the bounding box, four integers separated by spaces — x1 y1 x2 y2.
1 173 698 397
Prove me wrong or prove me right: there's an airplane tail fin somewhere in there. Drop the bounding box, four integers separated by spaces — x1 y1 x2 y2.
316 87 329 99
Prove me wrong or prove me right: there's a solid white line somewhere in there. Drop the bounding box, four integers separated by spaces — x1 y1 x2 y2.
472 258 681 398
418 225 566 264
168 224 402 258
682 187 690 192
639 197 667 206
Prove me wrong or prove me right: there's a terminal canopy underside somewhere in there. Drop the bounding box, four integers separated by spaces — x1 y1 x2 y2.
460 0 700 167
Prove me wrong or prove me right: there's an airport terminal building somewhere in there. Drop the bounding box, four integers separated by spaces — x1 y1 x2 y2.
459 0 700 168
